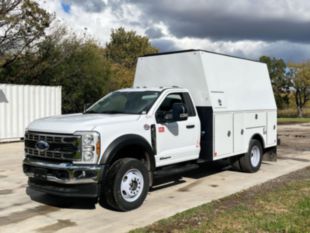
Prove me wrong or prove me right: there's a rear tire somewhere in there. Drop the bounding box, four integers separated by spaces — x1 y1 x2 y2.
100 158 149 211
239 139 263 173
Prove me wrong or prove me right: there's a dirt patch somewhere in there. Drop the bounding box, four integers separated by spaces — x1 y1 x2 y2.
35 219 77 233
278 124 310 154
0 201 32 212
178 180 204 192
0 205 59 226
0 189 13 195
278 157 310 162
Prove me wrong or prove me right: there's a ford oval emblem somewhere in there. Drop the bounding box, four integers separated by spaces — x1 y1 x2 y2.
35 140 49 151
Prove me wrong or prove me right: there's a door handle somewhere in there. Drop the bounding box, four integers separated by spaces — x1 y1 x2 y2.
186 124 195 129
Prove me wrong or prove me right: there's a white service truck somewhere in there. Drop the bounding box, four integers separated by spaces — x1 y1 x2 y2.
23 50 277 211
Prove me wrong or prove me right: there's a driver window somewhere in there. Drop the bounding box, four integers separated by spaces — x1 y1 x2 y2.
156 93 187 122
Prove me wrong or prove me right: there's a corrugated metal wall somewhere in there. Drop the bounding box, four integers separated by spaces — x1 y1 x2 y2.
0 84 62 142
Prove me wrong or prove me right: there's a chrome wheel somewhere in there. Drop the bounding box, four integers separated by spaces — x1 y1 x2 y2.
120 169 144 202
250 145 261 167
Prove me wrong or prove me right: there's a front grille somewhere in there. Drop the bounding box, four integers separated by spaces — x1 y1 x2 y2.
25 131 81 161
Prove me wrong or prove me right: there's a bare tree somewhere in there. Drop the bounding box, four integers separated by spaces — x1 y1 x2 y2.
288 62 310 117
0 0 52 67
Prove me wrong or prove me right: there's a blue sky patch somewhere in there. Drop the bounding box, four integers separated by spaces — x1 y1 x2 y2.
61 0 71 14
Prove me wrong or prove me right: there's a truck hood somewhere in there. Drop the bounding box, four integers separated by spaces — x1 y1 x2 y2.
27 113 141 134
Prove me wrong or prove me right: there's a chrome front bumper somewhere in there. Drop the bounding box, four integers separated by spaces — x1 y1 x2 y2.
23 157 103 185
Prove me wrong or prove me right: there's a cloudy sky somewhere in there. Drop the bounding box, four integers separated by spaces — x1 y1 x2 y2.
39 0 310 62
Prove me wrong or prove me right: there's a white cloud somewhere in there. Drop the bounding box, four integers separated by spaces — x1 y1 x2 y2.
152 36 310 62
39 0 145 46
38 0 310 62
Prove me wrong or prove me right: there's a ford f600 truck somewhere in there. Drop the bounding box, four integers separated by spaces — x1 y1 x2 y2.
23 50 277 211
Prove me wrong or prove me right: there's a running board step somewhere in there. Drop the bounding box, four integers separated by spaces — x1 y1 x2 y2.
154 163 199 177
196 159 210 164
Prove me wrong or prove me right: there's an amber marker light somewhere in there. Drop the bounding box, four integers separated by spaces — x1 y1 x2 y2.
96 140 101 157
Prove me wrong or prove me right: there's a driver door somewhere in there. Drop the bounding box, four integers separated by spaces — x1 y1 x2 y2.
155 92 200 167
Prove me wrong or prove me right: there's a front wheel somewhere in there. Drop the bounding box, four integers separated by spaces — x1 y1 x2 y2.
239 139 263 173
101 158 149 211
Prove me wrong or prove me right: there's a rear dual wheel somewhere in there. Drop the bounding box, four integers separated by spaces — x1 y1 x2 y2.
237 139 263 173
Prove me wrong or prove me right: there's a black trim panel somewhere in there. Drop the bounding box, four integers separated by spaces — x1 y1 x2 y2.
100 134 155 169
150 124 157 155
27 178 100 198
196 107 213 161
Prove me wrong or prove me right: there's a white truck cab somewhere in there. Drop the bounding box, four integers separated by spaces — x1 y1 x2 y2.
23 50 277 211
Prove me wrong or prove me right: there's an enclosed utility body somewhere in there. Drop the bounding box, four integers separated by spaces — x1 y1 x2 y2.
23 50 277 211
134 50 277 161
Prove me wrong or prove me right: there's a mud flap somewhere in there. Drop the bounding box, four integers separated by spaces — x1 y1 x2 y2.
263 146 277 162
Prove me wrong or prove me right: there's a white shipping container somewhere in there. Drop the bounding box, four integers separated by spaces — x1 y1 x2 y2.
0 84 62 142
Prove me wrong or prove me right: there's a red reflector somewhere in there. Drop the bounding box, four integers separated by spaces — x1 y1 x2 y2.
158 126 165 133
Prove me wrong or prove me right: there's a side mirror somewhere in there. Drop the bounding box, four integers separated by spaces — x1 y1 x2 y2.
172 103 188 121
157 111 173 123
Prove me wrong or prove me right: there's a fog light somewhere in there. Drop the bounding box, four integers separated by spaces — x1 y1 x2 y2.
84 151 94 161
74 170 86 178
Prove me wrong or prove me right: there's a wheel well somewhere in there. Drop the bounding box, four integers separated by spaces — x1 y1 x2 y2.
251 134 265 149
109 144 154 172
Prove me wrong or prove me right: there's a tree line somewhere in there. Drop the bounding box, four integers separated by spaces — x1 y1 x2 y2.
1 0 309 116
260 57 310 117
0 0 158 113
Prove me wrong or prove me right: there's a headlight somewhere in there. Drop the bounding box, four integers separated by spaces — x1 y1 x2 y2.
83 134 94 145
74 131 100 164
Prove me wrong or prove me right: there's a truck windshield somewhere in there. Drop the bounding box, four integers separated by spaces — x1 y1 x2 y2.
85 91 160 114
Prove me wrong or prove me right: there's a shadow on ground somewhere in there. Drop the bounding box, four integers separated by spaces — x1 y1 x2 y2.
27 161 235 210
27 189 97 210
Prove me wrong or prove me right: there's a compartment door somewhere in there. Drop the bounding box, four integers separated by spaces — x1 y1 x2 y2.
234 113 245 153
214 113 233 158
267 111 277 146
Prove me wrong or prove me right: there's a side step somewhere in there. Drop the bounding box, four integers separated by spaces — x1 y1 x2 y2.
154 163 199 177
196 158 210 164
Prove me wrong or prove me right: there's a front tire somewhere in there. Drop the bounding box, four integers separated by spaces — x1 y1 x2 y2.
101 158 149 211
239 139 263 173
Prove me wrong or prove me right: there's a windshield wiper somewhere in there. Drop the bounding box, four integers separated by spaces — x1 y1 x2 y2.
84 110 98 114
102 111 141 115
85 110 138 114
100 111 127 114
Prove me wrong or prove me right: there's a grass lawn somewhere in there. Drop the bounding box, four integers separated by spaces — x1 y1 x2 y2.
131 167 310 233
278 117 310 124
